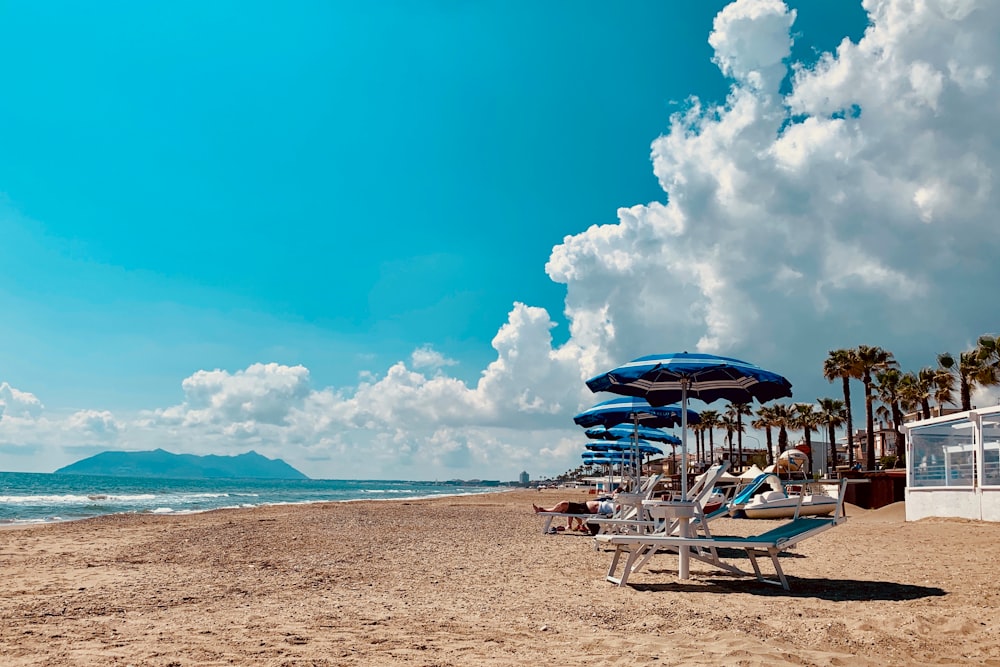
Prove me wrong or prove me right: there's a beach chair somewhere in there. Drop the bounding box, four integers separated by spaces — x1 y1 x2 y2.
598 477 850 591
590 464 728 536
583 473 666 535
534 475 662 535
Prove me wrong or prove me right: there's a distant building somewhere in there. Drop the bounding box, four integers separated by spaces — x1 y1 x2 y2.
519 471 529 487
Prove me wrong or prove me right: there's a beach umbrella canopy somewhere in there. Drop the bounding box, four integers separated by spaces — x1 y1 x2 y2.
586 352 792 581
586 353 792 493
582 453 634 463
575 396 698 490
585 352 793 408
585 440 663 456
585 425 681 446
573 396 700 430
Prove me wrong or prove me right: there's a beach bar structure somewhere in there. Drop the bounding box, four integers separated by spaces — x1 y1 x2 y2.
903 405 1000 522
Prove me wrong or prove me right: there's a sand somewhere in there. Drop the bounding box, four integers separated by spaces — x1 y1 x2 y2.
0 489 998 666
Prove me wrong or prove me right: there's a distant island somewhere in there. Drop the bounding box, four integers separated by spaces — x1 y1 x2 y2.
55 449 309 480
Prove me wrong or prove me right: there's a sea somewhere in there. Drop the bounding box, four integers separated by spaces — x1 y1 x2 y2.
0 471 506 525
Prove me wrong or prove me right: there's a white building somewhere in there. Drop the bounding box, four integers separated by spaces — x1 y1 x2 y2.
902 405 1000 522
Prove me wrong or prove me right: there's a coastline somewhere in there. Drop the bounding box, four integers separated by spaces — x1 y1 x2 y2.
0 488 997 666
0 471 506 526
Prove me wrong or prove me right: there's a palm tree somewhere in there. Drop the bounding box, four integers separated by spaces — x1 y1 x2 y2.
816 397 846 472
875 368 906 461
791 403 820 474
699 410 721 464
823 349 857 471
770 403 794 457
976 334 1000 370
975 335 1000 396
719 413 738 465
690 421 703 465
931 362 956 411
937 350 989 411
854 345 897 470
752 405 777 466
905 368 937 420
726 402 752 472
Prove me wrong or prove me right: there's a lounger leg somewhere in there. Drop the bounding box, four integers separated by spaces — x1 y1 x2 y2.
745 547 790 590
630 544 662 574
615 546 648 587
767 547 790 591
606 544 646 587
745 549 764 581
542 516 554 535
606 546 622 581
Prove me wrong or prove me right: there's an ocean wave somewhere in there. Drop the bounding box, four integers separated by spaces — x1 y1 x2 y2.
0 493 158 504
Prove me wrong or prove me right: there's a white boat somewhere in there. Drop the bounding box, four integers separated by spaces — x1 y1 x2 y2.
742 487 838 519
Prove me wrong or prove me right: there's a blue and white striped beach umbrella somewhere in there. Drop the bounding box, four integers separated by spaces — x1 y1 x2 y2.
574 396 697 490
572 396 699 429
585 425 681 446
585 352 792 407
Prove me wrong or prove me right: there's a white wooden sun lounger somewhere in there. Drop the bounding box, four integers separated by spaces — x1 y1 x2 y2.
589 464 728 536
597 478 850 591
535 474 663 535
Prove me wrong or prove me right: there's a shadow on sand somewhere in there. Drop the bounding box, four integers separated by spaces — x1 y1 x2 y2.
628 575 946 601
629 549 947 600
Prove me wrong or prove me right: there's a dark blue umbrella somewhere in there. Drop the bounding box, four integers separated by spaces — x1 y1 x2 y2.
586 352 792 407
585 425 681 446
586 351 792 500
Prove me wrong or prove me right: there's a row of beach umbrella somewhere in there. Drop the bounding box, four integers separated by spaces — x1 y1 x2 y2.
571 351 794 581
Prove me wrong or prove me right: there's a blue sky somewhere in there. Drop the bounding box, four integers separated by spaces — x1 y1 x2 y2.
3 1 997 481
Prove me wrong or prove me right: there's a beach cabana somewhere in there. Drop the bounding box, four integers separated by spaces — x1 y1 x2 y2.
903 405 1000 522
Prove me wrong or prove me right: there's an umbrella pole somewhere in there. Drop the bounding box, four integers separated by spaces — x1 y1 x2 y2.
679 379 690 580
633 413 640 491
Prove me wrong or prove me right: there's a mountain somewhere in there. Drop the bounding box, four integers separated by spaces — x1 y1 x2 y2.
54 449 309 480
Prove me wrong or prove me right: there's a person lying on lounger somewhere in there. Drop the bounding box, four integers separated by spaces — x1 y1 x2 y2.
532 498 617 531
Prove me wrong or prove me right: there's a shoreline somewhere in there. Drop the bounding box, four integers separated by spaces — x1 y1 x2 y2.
0 473 510 530
0 488 997 665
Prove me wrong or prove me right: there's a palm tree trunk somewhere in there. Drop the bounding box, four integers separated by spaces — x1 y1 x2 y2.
865 374 876 470
803 427 813 475
841 376 854 468
892 402 905 461
736 413 744 472
827 423 836 472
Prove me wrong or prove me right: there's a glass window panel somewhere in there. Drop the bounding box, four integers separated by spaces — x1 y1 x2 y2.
910 419 974 487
